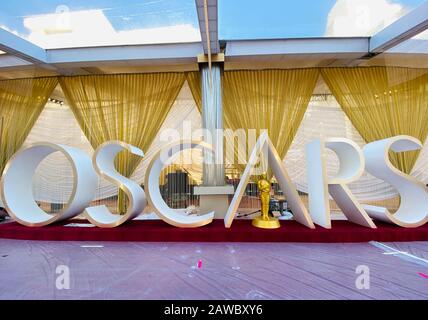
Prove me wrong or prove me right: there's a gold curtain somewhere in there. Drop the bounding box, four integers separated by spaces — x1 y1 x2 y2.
0 77 58 174
321 67 428 174
59 73 185 213
186 72 202 113
223 69 319 174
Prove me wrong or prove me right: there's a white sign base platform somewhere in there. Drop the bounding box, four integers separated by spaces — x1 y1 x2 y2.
194 185 235 219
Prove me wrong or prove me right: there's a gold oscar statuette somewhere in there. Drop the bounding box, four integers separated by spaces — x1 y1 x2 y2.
252 173 281 229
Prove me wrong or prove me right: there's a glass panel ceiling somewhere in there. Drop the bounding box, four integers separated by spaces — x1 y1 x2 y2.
219 0 426 40
388 29 428 53
0 0 427 50
0 0 201 49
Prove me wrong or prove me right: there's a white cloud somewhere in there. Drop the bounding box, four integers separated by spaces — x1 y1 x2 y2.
325 0 407 37
22 9 201 49
413 29 428 40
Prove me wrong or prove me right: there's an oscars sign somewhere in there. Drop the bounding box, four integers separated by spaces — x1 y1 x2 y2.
1 134 427 229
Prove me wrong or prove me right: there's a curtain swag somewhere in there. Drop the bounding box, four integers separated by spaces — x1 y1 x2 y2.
321 67 428 174
0 77 58 175
59 73 185 213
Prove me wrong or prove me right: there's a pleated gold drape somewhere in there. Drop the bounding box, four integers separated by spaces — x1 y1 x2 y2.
0 77 58 174
223 69 319 174
186 72 202 112
321 67 428 174
59 73 185 213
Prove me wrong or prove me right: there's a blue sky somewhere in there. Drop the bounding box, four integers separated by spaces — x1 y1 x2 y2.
0 0 199 34
219 0 426 39
0 0 426 40
219 0 337 39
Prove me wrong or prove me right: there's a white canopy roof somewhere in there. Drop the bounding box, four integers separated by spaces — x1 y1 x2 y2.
0 0 426 79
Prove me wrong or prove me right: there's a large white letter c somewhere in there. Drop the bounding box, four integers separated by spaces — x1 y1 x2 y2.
145 140 215 228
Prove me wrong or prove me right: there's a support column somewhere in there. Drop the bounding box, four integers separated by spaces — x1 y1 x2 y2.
194 62 234 218
201 63 224 186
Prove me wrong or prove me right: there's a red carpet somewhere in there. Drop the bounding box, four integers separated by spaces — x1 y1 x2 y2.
0 219 428 242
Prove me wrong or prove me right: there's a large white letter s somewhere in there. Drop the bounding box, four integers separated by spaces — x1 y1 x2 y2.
84 141 147 228
363 135 428 227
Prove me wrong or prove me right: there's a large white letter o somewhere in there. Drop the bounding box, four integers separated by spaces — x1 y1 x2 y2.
0 142 98 227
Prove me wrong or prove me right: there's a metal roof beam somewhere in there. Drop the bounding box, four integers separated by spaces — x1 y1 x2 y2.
226 37 369 57
0 28 47 64
370 1 428 53
195 0 220 54
47 42 204 65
